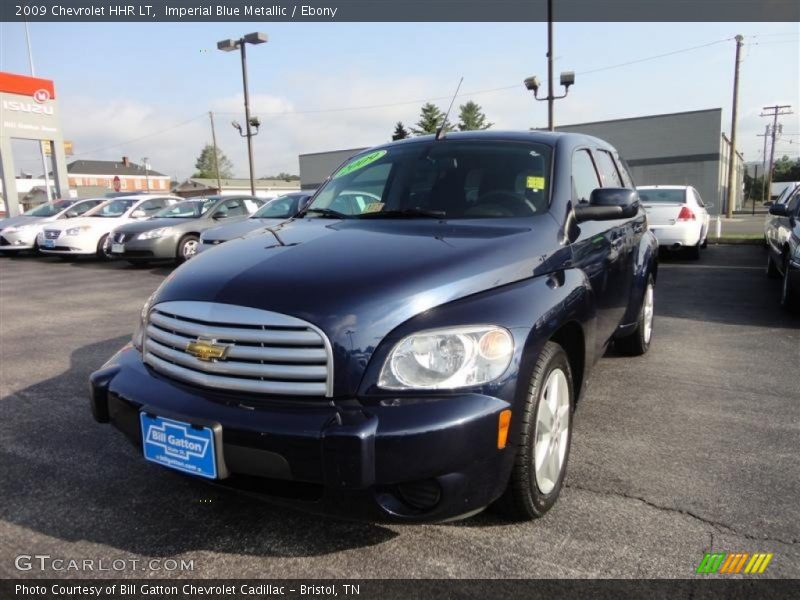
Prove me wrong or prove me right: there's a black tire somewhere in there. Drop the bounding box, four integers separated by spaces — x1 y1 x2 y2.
780 257 799 313
176 234 199 264
766 251 781 279
615 274 655 356
686 242 701 260
96 234 112 260
495 341 574 520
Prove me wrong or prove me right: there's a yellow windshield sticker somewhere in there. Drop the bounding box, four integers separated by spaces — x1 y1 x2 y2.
526 176 545 190
333 150 387 179
363 202 385 213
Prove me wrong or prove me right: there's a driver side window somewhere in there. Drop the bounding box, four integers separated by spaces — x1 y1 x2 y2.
572 150 600 204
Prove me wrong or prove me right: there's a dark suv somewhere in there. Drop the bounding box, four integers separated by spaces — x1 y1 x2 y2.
90 131 658 522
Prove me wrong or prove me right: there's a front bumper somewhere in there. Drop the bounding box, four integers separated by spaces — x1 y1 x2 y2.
37 231 99 255
109 235 179 260
0 229 37 251
90 348 514 522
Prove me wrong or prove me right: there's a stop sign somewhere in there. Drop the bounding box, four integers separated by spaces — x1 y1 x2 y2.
113 175 121 192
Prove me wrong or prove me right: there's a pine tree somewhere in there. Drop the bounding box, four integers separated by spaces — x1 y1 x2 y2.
193 144 234 179
457 101 493 131
392 121 410 141
410 103 453 135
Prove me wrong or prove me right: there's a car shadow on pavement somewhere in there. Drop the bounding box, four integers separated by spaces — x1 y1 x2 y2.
0 335 398 559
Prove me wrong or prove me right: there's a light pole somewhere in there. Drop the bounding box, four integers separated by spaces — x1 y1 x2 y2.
523 0 574 131
218 32 267 196
141 157 150 192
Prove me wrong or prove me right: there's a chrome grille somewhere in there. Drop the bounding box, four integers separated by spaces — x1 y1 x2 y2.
143 301 332 397
44 229 61 240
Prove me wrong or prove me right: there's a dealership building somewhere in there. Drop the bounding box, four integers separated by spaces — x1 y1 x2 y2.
298 108 744 215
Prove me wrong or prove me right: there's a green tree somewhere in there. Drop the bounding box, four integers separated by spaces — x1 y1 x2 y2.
411 103 453 135
772 155 800 182
392 121 410 141
457 101 493 131
193 144 233 179
262 172 300 181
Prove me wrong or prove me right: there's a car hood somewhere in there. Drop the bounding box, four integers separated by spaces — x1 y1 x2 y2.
114 217 203 235
0 215 46 229
154 217 565 389
202 217 291 242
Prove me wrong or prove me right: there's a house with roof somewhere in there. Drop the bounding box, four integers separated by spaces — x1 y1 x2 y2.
66 156 171 197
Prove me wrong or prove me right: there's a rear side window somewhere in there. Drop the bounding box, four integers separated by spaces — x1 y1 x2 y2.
787 188 800 214
572 150 600 204
594 150 623 187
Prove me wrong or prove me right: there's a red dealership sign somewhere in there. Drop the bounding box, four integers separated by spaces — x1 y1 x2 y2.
0 71 56 99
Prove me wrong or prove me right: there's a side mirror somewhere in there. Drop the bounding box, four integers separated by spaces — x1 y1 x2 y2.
213 212 228 220
574 188 639 223
64 210 79 218
705 203 714 210
131 209 146 218
769 203 788 217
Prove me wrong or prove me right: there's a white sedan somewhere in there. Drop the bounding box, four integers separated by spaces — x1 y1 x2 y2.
638 185 712 259
0 198 104 253
37 194 181 258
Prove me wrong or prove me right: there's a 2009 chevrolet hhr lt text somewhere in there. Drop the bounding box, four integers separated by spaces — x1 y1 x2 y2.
90 131 658 522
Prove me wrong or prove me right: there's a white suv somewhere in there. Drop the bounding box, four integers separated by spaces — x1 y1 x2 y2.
37 194 181 258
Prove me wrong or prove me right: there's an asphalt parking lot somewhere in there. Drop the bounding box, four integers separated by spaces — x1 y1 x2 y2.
0 245 798 579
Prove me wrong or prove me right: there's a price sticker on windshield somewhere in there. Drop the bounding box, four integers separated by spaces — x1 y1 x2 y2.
526 176 545 190
333 150 387 179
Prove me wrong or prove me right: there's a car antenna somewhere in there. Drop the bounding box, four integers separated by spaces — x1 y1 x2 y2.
435 77 463 140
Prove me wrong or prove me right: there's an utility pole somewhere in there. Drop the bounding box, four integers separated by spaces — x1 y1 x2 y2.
141 157 150 192
757 125 770 203
725 35 743 218
761 104 793 203
546 0 554 131
209 111 222 194
751 164 757 215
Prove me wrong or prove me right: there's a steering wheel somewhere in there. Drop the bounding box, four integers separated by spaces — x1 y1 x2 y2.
466 190 535 217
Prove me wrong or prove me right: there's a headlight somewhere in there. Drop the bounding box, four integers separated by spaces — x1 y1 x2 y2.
132 294 155 352
137 227 169 240
378 325 514 390
3 224 34 234
66 225 91 236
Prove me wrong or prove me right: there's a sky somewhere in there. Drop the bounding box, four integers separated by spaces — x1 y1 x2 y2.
1 21 798 181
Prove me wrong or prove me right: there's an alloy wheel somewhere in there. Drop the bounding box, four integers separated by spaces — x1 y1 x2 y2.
534 368 571 495
642 282 654 344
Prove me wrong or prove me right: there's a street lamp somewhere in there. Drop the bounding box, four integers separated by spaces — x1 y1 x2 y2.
217 32 267 196
524 0 574 131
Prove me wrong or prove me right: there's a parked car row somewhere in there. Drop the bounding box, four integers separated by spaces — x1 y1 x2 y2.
765 183 800 311
0 191 314 264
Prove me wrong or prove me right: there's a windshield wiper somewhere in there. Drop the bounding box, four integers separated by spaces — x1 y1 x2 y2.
358 208 446 219
302 208 352 219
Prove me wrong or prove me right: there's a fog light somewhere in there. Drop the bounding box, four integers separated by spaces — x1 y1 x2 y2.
397 479 441 510
497 409 512 449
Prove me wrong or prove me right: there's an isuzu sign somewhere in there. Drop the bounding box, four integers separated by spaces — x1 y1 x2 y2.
2 100 54 116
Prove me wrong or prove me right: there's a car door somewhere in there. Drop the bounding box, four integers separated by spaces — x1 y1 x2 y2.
769 187 800 259
568 148 628 352
690 187 710 240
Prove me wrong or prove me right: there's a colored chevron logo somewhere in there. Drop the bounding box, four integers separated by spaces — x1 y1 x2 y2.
696 552 773 574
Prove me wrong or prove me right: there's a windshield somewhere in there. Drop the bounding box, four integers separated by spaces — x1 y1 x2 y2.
154 199 215 218
252 195 306 219
24 200 74 217
88 198 137 217
638 189 686 204
308 141 552 219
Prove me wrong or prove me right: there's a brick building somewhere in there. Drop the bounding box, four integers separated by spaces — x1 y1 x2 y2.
66 157 171 197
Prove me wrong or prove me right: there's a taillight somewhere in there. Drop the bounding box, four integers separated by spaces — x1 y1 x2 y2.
677 206 696 221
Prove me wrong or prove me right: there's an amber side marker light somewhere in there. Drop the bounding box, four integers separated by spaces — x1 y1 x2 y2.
497 410 512 449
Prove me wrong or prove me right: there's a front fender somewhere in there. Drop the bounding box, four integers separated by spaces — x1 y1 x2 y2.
621 230 658 326
357 270 595 406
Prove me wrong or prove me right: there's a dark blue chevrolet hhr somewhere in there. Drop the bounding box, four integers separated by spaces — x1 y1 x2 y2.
90 131 658 522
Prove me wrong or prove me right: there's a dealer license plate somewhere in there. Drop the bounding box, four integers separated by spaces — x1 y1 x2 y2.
44 239 55 248
112 243 124 254
140 413 218 479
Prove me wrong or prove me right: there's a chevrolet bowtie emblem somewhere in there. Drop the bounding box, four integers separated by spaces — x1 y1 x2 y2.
185 339 230 362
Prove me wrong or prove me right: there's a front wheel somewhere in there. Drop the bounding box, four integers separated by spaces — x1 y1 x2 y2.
780 258 799 313
96 234 112 260
616 274 655 356
176 235 199 263
495 341 574 520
